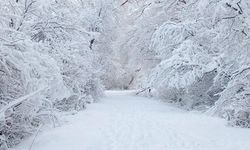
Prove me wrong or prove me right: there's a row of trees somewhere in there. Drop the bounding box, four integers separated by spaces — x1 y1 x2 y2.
119 0 250 128
0 0 116 149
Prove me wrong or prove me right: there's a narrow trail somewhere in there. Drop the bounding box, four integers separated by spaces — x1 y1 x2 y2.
17 91 250 150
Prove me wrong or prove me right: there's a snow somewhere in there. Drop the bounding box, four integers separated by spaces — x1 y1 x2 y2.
15 91 250 150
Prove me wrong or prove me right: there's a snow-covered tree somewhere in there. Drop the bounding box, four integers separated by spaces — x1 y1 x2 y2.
0 0 114 148
127 0 250 127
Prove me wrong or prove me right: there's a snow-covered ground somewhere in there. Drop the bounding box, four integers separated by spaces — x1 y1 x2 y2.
16 91 250 150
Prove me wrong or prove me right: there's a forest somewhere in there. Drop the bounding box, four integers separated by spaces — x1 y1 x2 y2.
1 0 250 149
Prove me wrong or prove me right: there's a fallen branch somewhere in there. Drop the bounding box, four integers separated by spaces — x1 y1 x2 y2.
136 87 150 95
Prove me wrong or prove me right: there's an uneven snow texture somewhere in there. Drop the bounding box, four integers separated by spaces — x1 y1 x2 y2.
16 91 250 150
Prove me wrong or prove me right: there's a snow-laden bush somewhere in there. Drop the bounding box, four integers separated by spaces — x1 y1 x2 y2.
147 36 218 109
207 0 250 127
0 35 68 148
210 69 250 128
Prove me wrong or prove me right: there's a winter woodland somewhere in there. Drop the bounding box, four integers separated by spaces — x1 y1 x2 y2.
1 0 250 149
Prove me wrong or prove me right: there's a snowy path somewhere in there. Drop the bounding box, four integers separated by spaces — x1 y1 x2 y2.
17 91 250 150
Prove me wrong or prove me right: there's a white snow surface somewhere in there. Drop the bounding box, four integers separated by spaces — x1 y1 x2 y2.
16 91 250 150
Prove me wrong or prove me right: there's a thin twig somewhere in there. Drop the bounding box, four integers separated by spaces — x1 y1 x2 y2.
121 0 129 6
29 124 43 150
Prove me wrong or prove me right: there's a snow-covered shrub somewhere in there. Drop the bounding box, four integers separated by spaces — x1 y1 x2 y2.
147 37 218 109
210 70 250 128
206 0 250 127
0 35 68 148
